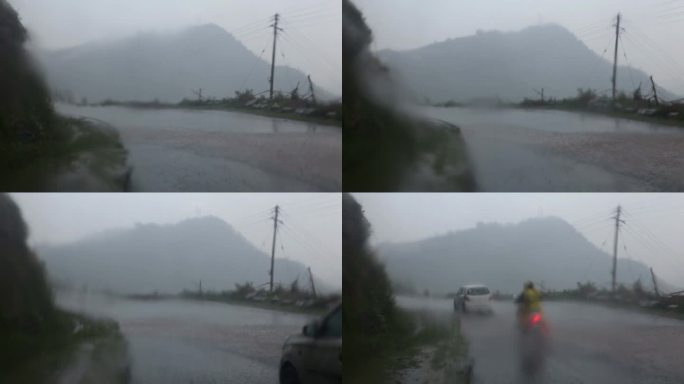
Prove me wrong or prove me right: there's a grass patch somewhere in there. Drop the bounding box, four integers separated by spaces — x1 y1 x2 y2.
0 116 128 191
0 309 126 383
345 309 470 384
429 321 468 371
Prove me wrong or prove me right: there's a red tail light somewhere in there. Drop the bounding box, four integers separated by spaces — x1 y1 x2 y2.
530 313 542 324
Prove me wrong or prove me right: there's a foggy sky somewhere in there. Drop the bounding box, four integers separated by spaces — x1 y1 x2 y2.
9 0 341 95
11 193 341 290
354 193 684 288
355 0 684 95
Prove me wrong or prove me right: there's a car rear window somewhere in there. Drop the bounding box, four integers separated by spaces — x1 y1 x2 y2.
467 287 490 295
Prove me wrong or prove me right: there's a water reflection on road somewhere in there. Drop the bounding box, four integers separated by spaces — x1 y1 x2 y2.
396 296 684 384
57 104 341 191
421 107 684 191
57 293 315 384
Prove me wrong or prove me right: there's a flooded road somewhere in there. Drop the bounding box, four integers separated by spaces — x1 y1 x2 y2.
57 293 315 384
57 104 341 191
397 296 684 384
422 107 684 191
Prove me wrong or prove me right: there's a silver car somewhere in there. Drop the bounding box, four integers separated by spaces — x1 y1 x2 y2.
454 284 493 313
279 303 342 384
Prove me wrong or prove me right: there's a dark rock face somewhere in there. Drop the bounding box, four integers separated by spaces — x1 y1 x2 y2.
0 194 54 330
0 0 55 146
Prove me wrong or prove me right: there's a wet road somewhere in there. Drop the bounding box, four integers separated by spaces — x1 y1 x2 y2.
57 104 341 192
397 296 684 384
57 293 315 384
422 107 684 191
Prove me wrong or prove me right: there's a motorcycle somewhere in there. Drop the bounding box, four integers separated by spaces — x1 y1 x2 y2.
518 311 548 374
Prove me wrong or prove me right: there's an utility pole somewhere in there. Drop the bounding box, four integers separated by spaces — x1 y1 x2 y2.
611 205 624 297
307 75 317 105
193 88 203 102
650 76 660 106
650 267 660 297
534 88 545 104
611 13 621 103
269 205 281 292
269 14 282 101
308 267 317 298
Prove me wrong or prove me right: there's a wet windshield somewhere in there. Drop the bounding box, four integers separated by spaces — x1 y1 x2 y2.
467 287 490 295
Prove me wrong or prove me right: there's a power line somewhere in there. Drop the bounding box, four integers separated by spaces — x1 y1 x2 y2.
280 2 337 20
619 33 638 91
621 220 684 275
239 44 269 92
622 212 684 269
228 16 273 36
278 32 340 89
621 19 684 87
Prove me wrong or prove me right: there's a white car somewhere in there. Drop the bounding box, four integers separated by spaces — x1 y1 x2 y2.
279 303 342 384
453 284 493 313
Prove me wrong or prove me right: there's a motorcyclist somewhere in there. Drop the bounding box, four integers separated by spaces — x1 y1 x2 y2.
515 281 542 330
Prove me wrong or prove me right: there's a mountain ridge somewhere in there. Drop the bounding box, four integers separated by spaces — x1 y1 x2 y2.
377 216 657 294
40 23 335 102
36 215 316 294
375 23 675 102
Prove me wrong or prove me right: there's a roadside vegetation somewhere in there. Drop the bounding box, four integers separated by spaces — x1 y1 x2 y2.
343 194 471 383
342 0 474 191
541 280 684 319
1 116 129 191
119 280 340 316
60 88 343 127
180 280 339 315
519 87 684 128
0 194 129 383
0 1 128 191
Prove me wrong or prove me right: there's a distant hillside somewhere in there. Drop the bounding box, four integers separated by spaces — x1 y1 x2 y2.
37 216 314 294
378 216 655 294
40 23 334 103
377 24 675 102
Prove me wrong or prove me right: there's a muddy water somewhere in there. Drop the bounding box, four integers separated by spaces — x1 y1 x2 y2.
421 107 684 191
56 104 341 192
57 293 315 384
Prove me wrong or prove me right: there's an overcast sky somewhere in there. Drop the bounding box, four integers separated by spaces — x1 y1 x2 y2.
355 0 684 95
11 193 341 290
354 193 684 289
9 0 341 95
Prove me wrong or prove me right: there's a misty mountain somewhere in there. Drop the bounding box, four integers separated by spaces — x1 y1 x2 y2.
378 216 656 295
37 216 312 294
39 23 334 103
376 24 675 103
